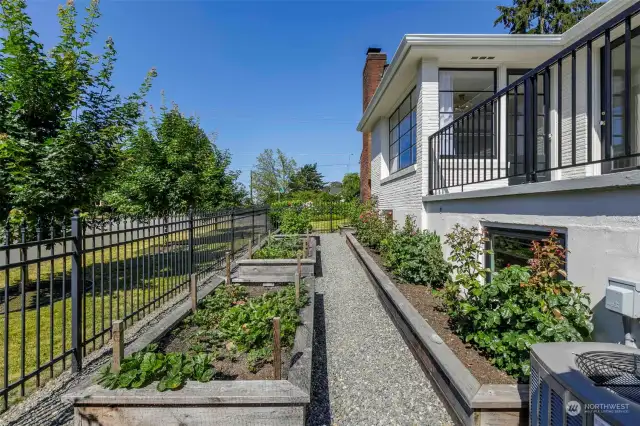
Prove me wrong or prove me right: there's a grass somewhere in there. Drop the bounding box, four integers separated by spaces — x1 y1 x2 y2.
0 224 257 411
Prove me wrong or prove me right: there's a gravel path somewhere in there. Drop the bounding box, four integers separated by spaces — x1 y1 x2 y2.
308 233 453 426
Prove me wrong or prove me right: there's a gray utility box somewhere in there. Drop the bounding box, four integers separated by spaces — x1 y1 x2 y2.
605 277 640 318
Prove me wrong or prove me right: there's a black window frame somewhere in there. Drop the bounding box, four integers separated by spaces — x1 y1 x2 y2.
599 24 640 174
506 69 550 183
484 227 567 278
388 87 418 174
438 68 498 159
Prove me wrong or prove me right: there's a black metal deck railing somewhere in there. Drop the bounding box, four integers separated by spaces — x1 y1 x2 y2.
0 206 269 411
428 2 640 193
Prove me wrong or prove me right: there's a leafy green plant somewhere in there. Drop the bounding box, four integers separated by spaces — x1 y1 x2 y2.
279 207 312 234
253 236 302 260
217 285 308 352
97 344 215 391
380 216 450 287
186 285 248 327
353 201 393 251
246 347 272 373
436 226 593 381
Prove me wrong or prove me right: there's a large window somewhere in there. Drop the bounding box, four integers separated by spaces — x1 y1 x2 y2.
601 26 640 172
485 227 566 275
439 69 496 157
389 87 417 173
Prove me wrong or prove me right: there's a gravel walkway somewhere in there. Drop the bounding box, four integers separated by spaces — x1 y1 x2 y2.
308 233 452 426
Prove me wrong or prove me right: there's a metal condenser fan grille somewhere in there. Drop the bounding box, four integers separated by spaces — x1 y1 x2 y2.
575 351 640 404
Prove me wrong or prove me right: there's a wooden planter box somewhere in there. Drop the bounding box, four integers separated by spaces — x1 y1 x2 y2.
63 278 316 426
234 234 319 283
345 232 528 426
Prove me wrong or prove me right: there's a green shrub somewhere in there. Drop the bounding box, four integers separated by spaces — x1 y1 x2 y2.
353 201 393 251
380 216 450 287
437 226 593 381
253 236 301 259
280 207 312 234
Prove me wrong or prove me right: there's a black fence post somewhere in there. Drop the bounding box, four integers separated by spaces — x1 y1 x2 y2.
251 207 255 247
523 76 534 183
188 207 194 279
329 204 333 233
230 209 235 258
70 209 83 373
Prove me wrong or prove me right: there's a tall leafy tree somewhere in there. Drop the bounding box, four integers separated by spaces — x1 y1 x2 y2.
289 163 325 192
104 104 246 216
494 0 603 34
252 149 297 203
0 0 155 222
340 172 360 200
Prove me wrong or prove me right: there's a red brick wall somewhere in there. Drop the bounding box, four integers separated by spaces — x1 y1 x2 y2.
361 49 386 202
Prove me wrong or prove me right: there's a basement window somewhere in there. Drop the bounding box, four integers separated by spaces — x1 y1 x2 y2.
485 227 566 275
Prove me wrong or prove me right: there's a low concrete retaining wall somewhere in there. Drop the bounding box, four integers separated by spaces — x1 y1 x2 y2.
235 234 319 283
345 232 528 426
63 278 316 426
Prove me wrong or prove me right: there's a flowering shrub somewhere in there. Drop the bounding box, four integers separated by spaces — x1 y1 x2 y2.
380 216 449 287
437 226 593 382
353 201 393 251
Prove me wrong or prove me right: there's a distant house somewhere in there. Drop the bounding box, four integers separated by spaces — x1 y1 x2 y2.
357 0 640 344
324 181 343 196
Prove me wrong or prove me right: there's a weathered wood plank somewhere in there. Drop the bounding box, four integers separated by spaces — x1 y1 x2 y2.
66 380 308 406
74 405 305 426
472 384 529 409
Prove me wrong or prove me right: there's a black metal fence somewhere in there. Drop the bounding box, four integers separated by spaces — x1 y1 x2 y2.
0 206 269 411
428 2 640 193
268 201 355 233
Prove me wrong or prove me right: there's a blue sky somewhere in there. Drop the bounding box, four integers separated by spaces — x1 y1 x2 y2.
28 0 506 189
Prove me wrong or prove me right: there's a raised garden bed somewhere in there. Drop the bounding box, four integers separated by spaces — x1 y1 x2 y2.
63 278 315 426
345 231 528 426
234 234 319 283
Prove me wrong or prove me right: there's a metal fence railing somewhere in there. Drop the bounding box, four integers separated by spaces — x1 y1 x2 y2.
268 201 355 233
0 206 270 411
428 2 640 193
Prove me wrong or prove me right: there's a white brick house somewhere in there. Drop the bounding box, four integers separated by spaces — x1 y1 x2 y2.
358 0 640 344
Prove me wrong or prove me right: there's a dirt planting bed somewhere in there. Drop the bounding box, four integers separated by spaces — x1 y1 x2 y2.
158 285 294 381
364 247 515 385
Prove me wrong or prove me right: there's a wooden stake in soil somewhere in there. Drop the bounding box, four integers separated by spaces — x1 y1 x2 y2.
112 320 124 373
297 253 302 277
190 274 197 313
225 251 231 285
302 239 308 259
248 239 253 259
294 272 300 304
272 317 281 380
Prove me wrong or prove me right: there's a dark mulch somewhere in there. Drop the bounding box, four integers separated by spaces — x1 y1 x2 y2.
364 247 516 385
158 284 292 381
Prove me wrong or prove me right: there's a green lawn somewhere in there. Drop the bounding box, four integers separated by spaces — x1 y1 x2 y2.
0 227 257 411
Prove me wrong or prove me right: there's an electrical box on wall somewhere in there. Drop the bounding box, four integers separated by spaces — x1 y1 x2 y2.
605 278 640 318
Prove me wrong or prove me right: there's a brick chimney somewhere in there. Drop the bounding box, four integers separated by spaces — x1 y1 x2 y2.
361 47 386 202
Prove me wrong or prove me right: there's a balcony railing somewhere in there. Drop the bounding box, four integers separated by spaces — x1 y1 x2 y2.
428 2 640 194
